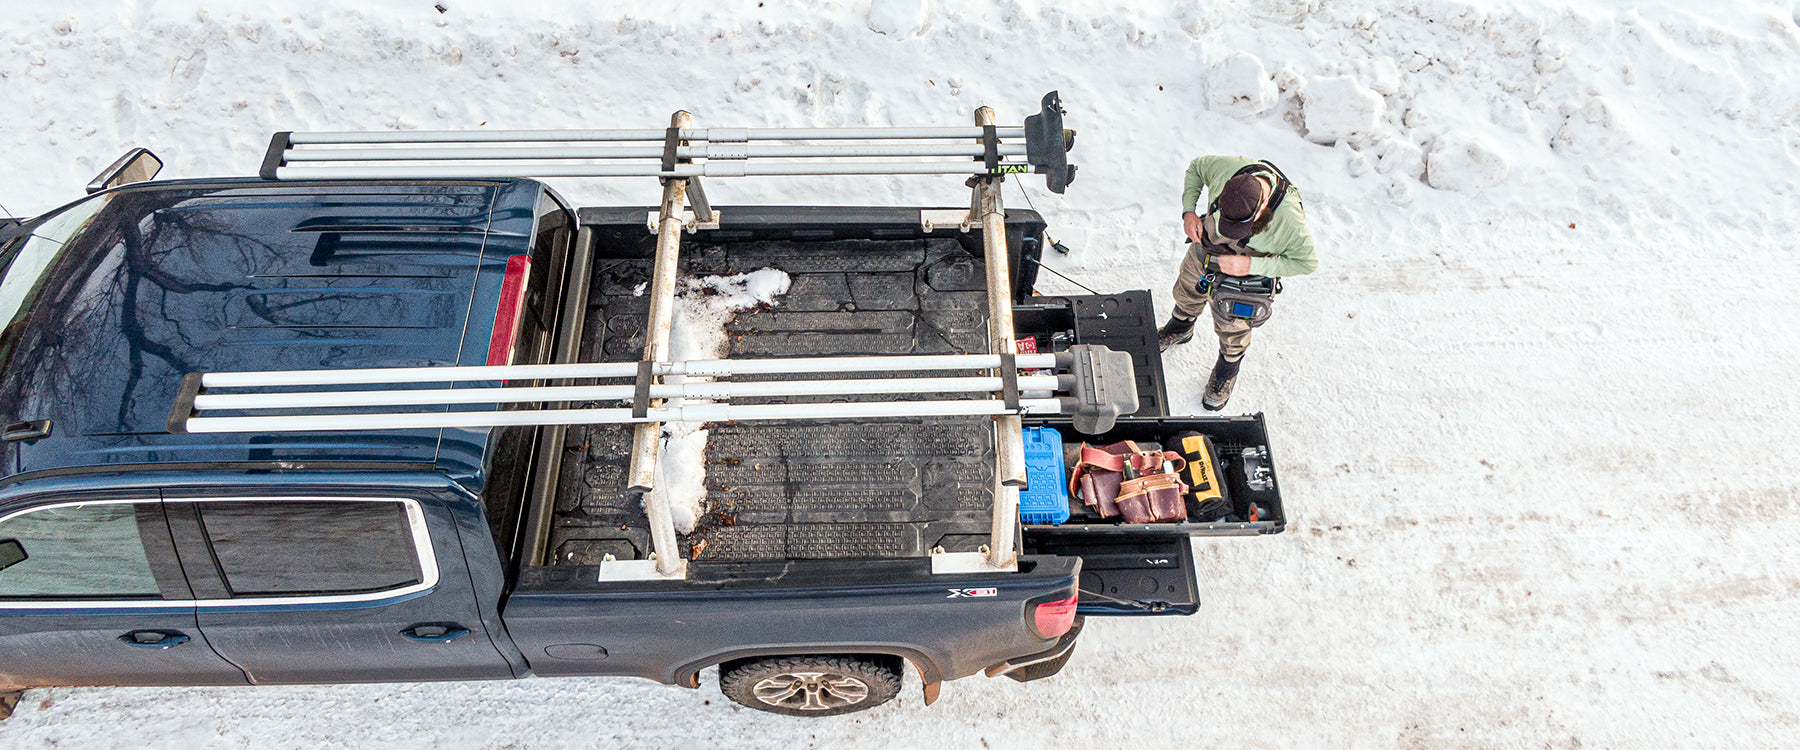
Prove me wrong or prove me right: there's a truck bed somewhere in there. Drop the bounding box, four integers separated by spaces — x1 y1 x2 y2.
546 235 1002 564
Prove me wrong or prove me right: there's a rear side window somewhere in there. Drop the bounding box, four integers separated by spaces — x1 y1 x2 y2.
0 503 160 599
196 501 424 597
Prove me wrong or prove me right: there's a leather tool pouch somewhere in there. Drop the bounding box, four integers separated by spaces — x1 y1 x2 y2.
1070 442 1133 517
1070 441 1189 522
1209 274 1278 329
1116 472 1190 524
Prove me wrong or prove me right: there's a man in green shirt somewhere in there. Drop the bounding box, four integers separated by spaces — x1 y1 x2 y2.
1160 155 1319 410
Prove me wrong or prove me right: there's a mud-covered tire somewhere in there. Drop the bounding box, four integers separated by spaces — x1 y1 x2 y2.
719 656 902 716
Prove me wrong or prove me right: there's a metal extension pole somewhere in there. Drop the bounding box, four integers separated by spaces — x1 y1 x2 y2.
287 126 1028 145
273 162 1017 180
283 143 1030 161
976 106 1026 571
629 110 692 577
180 398 1066 434
195 353 1059 388
191 375 1066 411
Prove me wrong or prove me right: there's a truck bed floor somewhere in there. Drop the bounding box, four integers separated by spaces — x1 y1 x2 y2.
548 238 1001 564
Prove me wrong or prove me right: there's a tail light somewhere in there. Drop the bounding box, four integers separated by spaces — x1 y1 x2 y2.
486 254 532 367
1031 592 1079 639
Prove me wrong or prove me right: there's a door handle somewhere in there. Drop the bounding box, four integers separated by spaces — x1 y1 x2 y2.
400 623 471 643
119 630 192 649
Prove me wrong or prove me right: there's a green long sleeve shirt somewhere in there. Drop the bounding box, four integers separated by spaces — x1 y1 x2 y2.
1182 155 1319 278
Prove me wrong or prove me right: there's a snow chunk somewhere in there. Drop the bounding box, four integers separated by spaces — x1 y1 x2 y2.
1301 75 1384 145
1551 97 1621 156
1205 52 1278 116
647 268 792 534
1374 138 1425 180
867 0 930 37
1425 132 1509 191
1366 57 1402 96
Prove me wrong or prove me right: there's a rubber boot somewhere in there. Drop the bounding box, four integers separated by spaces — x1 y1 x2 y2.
1157 315 1196 352
1201 354 1241 411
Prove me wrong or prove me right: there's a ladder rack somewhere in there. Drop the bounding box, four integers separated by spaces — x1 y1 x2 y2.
201 93 1089 581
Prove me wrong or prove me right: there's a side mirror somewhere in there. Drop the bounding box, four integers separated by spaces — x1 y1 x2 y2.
86 148 163 195
0 539 26 573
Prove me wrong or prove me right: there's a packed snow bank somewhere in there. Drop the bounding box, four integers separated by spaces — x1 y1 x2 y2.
647 269 790 534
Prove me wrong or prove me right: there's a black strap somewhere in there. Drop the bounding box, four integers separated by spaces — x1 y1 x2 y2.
660 126 681 179
999 353 1020 411
632 360 655 419
982 125 1000 173
1232 160 1291 214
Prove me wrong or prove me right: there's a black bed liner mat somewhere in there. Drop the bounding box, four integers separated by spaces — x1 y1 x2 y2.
548 237 1001 563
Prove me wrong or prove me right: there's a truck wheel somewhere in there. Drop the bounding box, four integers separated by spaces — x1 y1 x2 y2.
719 656 902 716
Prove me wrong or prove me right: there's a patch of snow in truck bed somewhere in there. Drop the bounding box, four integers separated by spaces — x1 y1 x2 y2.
3 0 1800 747
652 269 792 534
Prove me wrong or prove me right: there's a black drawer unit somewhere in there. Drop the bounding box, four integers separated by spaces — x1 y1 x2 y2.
1019 414 1286 537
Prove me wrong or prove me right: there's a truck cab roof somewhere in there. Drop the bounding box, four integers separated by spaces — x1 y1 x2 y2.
0 178 545 485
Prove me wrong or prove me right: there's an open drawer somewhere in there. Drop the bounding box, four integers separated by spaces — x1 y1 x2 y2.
1018 414 1286 537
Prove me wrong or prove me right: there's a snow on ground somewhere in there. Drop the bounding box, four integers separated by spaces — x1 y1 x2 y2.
3 0 1800 746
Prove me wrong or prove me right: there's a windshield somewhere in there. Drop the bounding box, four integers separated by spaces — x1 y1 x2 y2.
0 192 116 337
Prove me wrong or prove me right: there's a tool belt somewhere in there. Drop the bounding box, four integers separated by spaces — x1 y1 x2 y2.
1209 273 1279 329
1068 441 1190 523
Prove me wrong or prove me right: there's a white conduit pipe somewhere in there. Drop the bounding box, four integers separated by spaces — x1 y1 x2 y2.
284 143 1030 161
274 161 1029 180
287 127 1028 145
182 398 1066 434
198 353 1059 388
191 375 1067 411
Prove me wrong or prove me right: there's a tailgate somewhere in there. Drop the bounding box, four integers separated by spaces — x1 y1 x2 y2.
1024 532 1200 616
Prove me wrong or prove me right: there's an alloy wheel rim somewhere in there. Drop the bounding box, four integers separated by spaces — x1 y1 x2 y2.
751 671 871 711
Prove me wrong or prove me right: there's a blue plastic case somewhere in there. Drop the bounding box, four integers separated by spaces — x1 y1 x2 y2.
1020 426 1072 525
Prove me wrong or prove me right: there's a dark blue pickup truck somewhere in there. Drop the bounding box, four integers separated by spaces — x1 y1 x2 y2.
0 154 1284 716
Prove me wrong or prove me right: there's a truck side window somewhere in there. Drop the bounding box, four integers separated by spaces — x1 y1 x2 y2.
0 503 160 599
196 501 424 597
